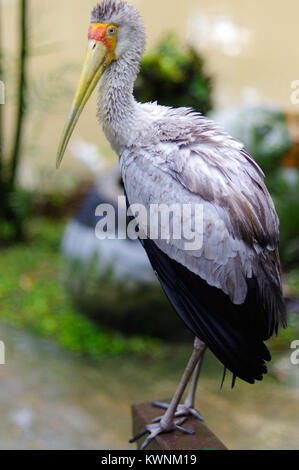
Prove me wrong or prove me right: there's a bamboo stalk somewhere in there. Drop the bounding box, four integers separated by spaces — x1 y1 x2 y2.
0 1 4 185
9 0 28 190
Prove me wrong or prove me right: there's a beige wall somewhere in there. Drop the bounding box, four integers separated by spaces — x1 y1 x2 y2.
2 0 299 188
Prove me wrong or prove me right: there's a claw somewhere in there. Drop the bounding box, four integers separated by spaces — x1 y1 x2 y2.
151 415 165 424
188 407 204 421
175 424 195 435
129 428 148 444
152 401 169 410
139 425 161 451
130 418 192 450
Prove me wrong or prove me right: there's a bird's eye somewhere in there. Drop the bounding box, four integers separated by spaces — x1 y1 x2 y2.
107 26 116 36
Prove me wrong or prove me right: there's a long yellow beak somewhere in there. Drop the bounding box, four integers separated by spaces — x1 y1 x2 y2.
56 40 108 168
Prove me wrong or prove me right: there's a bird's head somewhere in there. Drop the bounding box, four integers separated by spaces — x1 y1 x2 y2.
56 0 145 167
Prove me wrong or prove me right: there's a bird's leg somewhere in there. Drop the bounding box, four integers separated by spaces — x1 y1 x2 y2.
152 344 206 422
181 346 206 419
130 338 206 450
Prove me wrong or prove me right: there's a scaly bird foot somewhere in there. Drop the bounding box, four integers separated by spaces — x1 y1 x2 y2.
129 418 195 450
151 401 204 422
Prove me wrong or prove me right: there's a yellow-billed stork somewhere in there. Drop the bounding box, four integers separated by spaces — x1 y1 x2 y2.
57 0 286 450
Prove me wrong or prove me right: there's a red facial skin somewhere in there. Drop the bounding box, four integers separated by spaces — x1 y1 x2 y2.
88 23 112 50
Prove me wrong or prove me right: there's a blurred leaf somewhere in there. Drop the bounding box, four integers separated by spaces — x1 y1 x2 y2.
270 169 299 267
134 33 213 115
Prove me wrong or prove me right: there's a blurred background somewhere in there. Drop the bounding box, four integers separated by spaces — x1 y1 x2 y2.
0 0 299 450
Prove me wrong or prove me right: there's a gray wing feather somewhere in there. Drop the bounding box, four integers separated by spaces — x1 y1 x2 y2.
120 108 282 308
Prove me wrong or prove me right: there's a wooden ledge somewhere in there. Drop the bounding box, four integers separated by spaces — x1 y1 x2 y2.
132 402 228 451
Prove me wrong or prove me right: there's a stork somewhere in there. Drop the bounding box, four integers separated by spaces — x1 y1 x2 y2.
57 0 287 450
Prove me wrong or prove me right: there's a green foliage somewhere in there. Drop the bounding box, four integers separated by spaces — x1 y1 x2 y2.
286 268 299 298
8 188 34 221
267 170 299 267
269 268 299 354
134 34 213 115
0 219 161 359
268 312 299 356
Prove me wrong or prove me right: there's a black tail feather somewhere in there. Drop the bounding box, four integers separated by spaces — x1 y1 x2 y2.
142 238 285 384
221 367 227 389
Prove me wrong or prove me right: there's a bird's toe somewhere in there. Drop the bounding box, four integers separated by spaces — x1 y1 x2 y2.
130 418 193 450
177 404 204 421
